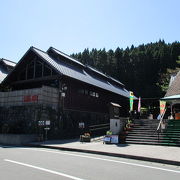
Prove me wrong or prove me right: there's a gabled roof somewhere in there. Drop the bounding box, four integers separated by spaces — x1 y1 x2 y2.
1 58 16 67
165 71 180 97
2 46 132 98
34 47 130 98
0 69 8 83
48 47 125 88
0 58 16 83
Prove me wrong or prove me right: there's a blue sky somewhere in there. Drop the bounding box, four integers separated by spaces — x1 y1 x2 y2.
0 0 179 62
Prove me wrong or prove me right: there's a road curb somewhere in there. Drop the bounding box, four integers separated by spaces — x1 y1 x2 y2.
27 144 180 166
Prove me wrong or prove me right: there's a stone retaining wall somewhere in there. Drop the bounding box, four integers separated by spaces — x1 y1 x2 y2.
0 134 37 145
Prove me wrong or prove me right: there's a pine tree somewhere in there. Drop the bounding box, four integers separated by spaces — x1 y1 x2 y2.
71 41 180 98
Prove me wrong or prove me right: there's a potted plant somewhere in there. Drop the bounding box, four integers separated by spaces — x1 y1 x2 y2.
80 132 91 142
125 123 133 131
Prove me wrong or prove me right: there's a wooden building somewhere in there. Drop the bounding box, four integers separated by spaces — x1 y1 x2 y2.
161 70 180 119
1 46 132 138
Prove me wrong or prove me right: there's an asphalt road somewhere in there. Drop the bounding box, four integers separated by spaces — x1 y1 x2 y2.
0 145 180 180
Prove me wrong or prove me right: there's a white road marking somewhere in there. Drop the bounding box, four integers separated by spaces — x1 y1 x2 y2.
20 147 180 174
4 159 87 180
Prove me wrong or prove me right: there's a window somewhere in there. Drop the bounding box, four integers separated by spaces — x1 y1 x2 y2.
78 89 84 95
84 90 89 95
77 88 99 98
35 61 43 78
27 61 34 79
19 68 26 80
114 107 120 116
89 91 96 97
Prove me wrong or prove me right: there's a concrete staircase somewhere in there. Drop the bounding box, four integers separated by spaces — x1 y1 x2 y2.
125 119 180 146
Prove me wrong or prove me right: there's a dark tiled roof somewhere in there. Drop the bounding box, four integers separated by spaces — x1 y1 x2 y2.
0 68 8 83
0 58 16 83
1 58 16 67
32 47 131 98
48 47 125 87
165 71 180 97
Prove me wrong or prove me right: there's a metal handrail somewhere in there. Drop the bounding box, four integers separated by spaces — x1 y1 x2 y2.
89 123 110 128
157 108 167 142
89 123 110 135
157 108 167 132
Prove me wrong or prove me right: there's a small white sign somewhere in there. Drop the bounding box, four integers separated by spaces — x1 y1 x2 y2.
38 121 45 126
104 136 111 142
45 120 51 126
110 135 119 144
79 122 85 129
103 135 119 144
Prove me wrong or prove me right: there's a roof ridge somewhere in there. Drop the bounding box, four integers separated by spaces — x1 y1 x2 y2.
31 46 48 55
86 65 124 86
1 58 16 64
49 47 72 58
86 64 103 72
86 65 107 77
48 47 84 66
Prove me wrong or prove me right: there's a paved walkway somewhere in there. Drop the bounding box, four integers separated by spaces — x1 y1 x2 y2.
29 138 180 166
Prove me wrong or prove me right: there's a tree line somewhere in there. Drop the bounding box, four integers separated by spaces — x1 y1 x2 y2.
71 40 180 98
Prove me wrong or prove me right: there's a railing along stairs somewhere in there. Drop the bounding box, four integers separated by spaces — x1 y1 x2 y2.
156 108 167 141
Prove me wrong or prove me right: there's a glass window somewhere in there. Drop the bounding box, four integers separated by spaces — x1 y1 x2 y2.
27 61 34 79
95 93 99 98
90 91 96 97
84 90 89 95
35 61 43 78
78 89 84 95
19 68 26 80
114 107 120 116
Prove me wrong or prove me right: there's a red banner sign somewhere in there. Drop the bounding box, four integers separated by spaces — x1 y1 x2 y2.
23 95 38 102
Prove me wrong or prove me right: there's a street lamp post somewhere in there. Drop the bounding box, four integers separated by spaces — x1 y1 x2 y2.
58 81 67 131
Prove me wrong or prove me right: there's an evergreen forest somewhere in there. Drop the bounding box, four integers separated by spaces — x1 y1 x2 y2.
71 40 180 98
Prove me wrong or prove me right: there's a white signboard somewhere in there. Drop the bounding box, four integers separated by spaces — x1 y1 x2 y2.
79 122 85 129
110 135 119 144
103 135 119 144
45 120 51 126
104 136 111 143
